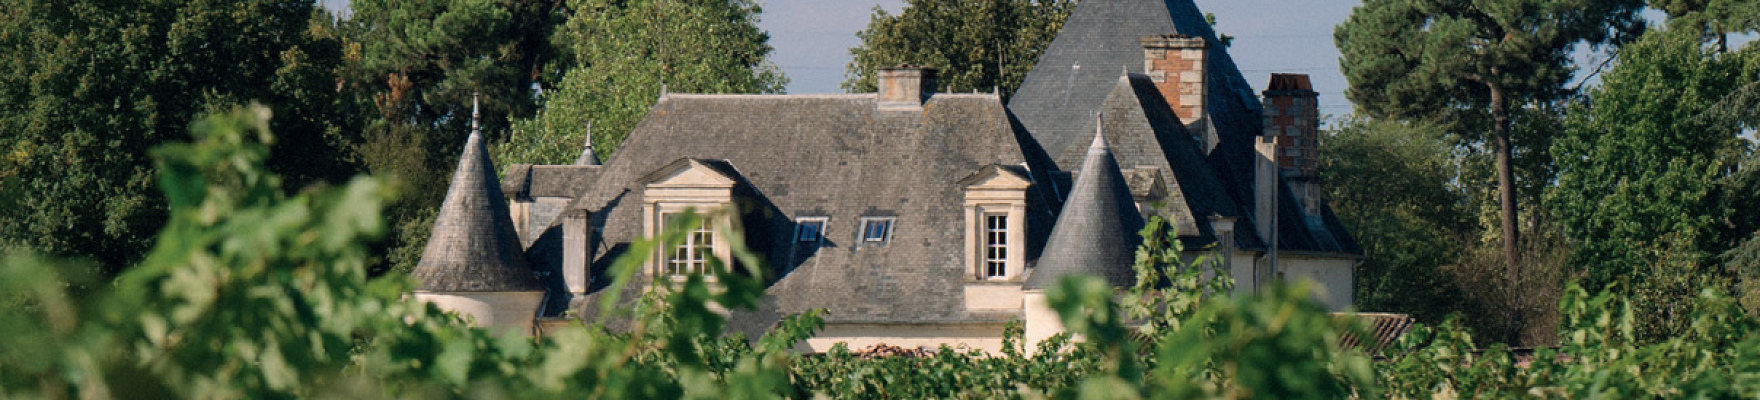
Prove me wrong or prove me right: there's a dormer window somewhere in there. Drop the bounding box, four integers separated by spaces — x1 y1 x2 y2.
663 213 714 276
796 217 827 242
859 217 895 244
639 158 740 281
958 165 1032 281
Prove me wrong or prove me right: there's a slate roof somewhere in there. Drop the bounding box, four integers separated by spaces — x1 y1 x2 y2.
411 129 545 292
575 145 602 166
1009 0 1355 256
1025 130 1145 289
1096 74 1258 247
550 92 1051 325
1010 0 1262 168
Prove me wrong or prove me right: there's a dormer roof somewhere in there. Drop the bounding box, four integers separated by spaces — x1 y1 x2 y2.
411 121 544 292
1025 128 1146 289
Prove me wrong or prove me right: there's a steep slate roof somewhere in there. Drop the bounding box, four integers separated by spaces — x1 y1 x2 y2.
1026 130 1146 289
505 165 602 200
411 129 545 292
555 93 1050 325
1010 0 1262 169
1009 0 1355 255
1090 74 1260 247
575 145 602 166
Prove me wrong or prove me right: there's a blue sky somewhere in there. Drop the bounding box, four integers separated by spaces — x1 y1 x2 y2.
758 0 1360 118
314 0 1369 117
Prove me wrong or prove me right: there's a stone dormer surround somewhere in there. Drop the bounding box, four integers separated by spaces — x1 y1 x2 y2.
958 165 1033 313
638 158 740 282
958 165 1032 281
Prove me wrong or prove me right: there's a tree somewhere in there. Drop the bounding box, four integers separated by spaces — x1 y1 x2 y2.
497 0 786 167
1320 118 1471 324
1649 0 1760 50
341 0 563 274
1335 0 1646 278
841 0 1078 101
1550 17 1760 334
0 0 355 271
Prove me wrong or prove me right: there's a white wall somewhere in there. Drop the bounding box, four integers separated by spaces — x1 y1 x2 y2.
414 291 545 337
1278 256 1355 310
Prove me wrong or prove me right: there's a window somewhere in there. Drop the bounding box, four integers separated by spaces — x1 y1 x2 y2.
859 217 895 244
662 213 714 276
984 214 1008 278
796 218 826 242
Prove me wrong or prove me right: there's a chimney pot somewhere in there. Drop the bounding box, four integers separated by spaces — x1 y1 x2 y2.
1262 73 1323 217
878 64 937 110
1141 35 1211 150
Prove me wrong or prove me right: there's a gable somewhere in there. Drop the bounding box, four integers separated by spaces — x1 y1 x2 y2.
640 158 739 189
957 165 1033 190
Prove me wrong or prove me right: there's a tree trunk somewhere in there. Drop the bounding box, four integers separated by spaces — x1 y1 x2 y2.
1489 83 1522 284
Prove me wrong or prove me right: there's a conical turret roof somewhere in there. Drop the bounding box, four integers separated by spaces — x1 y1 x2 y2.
411 101 544 292
1025 125 1146 289
575 146 601 166
575 123 602 166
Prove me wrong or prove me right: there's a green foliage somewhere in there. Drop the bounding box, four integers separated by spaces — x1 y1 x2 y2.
1549 18 1760 339
1378 282 1760 398
340 0 563 276
1335 0 1644 124
9 84 1760 400
0 0 356 270
790 326 1098 399
343 0 556 138
1322 118 1470 323
1044 277 1377 399
1336 0 1647 271
500 0 787 166
0 106 815 399
1120 214 1233 338
842 0 1078 100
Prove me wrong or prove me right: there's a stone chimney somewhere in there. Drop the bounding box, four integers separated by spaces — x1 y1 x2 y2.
1141 34 1210 150
1254 136 1278 250
1261 73 1321 217
1254 136 1280 287
877 64 937 110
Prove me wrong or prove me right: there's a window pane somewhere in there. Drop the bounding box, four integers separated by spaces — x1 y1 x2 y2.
661 212 715 276
983 214 1008 278
797 220 823 241
863 219 891 242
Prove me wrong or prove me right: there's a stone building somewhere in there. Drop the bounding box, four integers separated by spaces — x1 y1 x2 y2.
414 0 1361 350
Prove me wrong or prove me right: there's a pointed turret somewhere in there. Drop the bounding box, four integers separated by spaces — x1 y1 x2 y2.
575 122 601 166
411 96 544 292
1025 121 1146 289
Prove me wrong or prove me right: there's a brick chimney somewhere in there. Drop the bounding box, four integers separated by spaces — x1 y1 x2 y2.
1261 73 1322 217
877 64 937 110
1141 34 1210 150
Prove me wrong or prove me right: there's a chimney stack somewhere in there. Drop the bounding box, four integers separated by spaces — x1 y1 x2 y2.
1141 34 1211 150
1262 73 1321 217
877 64 937 110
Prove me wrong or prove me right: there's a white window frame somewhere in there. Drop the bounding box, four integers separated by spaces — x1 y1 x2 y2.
858 217 896 245
661 212 715 277
983 213 1009 279
795 217 828 242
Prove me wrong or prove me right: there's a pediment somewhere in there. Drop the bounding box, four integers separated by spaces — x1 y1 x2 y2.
639 158 739 189
957 165 1033 190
